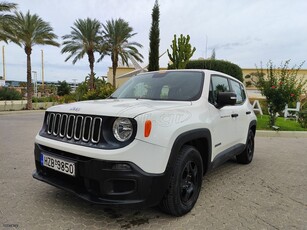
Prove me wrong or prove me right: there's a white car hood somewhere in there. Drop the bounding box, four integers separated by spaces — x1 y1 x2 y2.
47 99 192 118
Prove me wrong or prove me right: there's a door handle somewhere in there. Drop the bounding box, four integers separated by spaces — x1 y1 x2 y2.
231 113 239 118
246 111 251 115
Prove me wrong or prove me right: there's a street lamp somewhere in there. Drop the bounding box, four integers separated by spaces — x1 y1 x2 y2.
41 50 44 90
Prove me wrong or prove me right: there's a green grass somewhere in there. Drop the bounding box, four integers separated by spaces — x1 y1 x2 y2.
256 115 307 131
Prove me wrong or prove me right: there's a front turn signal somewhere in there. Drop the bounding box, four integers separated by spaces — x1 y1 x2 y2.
144 120 152 137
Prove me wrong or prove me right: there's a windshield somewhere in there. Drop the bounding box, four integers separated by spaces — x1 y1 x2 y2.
111 71 204 101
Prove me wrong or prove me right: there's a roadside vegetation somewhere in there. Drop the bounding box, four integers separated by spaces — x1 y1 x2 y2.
252 60 307 128
256 115 307 131
0 1 306 132
0 87 22 100
252 93 307 130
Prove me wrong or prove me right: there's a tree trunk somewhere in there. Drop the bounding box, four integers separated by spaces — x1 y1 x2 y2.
112 53 118 88
88 51 95 90
25 47 33 110
268 103 277 127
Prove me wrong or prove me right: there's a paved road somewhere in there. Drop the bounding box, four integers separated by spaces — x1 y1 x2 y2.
0 112 306 230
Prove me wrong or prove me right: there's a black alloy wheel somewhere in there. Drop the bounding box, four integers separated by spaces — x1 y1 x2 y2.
159 145 203 216
180 160 199 205
237 129 255 164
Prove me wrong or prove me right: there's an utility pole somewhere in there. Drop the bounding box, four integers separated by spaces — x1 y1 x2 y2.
205 35 208 59
32 71 37 96
2 46 6 81
41 50 44 90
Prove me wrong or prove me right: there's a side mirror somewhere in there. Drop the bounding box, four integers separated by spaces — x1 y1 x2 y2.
216 92 237 108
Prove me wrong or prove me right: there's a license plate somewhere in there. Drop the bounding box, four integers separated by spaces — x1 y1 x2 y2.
40 153 76 176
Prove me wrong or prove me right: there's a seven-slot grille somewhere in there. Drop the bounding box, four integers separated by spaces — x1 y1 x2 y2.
45 112 102 144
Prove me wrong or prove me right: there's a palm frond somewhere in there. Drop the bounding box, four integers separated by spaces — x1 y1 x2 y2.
61 17 102 65
0 2 17 12
0 2 18 42
100 18 144 86
6 10 60 48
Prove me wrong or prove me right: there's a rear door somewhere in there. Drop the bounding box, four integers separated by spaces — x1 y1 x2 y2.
229 79 249 143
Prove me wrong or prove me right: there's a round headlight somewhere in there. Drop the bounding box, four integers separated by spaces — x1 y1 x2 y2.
112 118 133 142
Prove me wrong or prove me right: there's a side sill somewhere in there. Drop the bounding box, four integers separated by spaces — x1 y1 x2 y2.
209 143 245 170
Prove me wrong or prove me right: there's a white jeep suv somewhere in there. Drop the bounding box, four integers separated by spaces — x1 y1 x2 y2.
33 70 257 216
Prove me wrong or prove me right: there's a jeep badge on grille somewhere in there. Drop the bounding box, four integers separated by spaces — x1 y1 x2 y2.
69 107 80 112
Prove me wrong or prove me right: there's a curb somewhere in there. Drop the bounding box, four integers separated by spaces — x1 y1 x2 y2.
0 110 45 115
256 130 307 138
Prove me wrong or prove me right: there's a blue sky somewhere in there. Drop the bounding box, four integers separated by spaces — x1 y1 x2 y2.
1 0 307 83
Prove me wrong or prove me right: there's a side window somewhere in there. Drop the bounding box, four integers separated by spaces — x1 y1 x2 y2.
230 80 246 104
209 75 230 104
240 84 247 101
208 82 214 104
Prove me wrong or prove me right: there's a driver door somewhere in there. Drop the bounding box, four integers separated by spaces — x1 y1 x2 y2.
208 75 239 159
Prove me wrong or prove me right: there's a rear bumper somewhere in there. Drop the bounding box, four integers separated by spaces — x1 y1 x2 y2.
33 143 169 207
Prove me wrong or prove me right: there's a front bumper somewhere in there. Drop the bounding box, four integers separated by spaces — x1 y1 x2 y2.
33 144 169 207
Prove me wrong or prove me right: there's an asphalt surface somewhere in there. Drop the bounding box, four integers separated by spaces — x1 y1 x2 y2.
0 111 306 230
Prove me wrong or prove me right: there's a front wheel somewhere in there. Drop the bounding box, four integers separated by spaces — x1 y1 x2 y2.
159 145 203 216
236 130 255 164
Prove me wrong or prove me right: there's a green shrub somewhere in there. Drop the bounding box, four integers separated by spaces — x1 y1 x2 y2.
57 80 71 96
0 87 22 100
298 110 307 128
56 94 76 104
32 96 58 103
74 79 115 101
82 83 115 100
254 60 306 127
185 59 243 82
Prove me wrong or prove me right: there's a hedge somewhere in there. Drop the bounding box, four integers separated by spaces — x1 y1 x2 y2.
185 59 243 82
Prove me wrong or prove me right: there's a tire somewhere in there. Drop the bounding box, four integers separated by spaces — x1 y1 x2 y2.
236 130 255 164
159 145 203 216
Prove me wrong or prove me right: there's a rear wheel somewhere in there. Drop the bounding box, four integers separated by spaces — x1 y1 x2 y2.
236 130 255 164
159 145 203 216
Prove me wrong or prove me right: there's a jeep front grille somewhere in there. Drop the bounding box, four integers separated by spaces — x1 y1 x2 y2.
40 112 137 149
45 112 103 144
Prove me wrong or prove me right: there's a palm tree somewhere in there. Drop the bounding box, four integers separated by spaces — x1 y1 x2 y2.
8 11 59 109
100 18 143 87
0 2 17 41
61 18 102 90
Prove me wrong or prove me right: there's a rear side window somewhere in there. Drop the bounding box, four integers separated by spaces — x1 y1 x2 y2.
230 80 246 104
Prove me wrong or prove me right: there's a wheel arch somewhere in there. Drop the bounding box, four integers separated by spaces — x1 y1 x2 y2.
166 129 212 176
249 119 257 137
